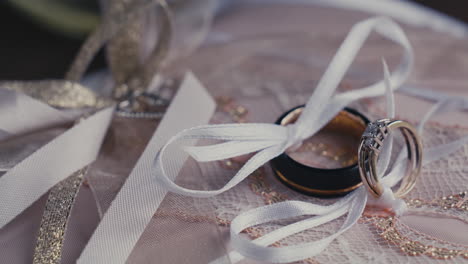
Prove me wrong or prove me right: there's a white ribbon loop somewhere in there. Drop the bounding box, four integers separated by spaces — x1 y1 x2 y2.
229 188 368 263
154 16 414 198
218 59 403 264
182 124 288 159
151 16 468 264
382 95 468 188
295 17 412 140
227 94 468 263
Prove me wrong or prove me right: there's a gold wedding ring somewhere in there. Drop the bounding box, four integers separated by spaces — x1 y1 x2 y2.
358 119 423 198
270 105 370 197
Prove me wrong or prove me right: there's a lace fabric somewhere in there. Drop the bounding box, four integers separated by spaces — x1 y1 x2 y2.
1 2 467 264
88 3 468 263
146 4 467 263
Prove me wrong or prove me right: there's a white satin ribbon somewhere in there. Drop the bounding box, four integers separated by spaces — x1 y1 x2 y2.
0 89 77 139
0 89 114 228
155 16 413 198
152 16 468 263
77 72 216 263
209 56 402 264
220 93 468 264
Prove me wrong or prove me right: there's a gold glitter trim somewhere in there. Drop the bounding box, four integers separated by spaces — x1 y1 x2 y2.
0 80 111 109
65 0 169 83
105 0 145 95
66 0 172 99
32 168 87 264
7 3 173 264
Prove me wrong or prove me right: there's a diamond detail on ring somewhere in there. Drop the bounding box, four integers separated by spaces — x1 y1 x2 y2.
362 120 389 151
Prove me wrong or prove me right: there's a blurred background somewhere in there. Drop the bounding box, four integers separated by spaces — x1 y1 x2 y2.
0 0 466 80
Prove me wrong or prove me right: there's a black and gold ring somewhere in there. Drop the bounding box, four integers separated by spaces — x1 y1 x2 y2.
270 105 370 197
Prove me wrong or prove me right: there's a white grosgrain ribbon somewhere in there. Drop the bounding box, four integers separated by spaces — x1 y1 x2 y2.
210 58 404 264
155 16 413 198
0 89 114 228
0 89 76 139
223 91 468 264
77 73 217 263
153 17 468 263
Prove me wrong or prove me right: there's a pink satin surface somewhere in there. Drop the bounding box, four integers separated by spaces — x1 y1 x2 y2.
1 3 467 264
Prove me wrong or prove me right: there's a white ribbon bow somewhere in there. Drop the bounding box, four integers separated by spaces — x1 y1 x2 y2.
221 94 468 264
154 16 468 263
155 16 413 197
0 14 466 264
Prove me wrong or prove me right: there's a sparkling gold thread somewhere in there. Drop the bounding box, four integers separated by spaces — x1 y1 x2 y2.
435 192 468 211
366 192 468 260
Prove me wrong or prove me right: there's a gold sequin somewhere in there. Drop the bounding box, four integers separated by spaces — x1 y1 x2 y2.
434 191 468 211
400 241 427 256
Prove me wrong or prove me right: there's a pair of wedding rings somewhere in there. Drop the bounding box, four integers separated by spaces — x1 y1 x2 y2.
270 105 423 198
